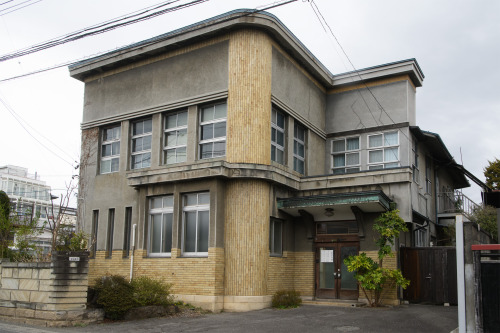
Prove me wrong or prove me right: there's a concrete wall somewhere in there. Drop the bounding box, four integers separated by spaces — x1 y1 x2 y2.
326 78 414 133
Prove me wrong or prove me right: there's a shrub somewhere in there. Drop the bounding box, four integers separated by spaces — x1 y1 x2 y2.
271 290 302 309
94 275 135 320
131 276 174 307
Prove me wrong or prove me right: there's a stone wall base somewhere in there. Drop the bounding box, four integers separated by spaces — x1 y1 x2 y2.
0 308 104 327
174 294 272 312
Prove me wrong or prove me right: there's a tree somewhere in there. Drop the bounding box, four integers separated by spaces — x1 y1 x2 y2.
344 210 410 307
0 190 14 258
469 205 497 241
484 158 500 190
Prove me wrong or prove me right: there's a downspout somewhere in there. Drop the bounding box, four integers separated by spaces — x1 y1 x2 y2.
129 224 137 282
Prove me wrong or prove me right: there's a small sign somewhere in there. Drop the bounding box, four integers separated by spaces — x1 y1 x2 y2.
320 250 334 263
69 257 80 262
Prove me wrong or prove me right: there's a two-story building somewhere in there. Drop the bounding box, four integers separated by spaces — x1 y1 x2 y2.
69 10 471 312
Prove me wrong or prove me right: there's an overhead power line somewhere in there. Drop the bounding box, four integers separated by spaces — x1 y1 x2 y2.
0 0 208 62
0 0 298 83
0 0 41 16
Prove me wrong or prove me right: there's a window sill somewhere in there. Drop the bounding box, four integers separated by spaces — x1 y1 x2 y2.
181 253 208 258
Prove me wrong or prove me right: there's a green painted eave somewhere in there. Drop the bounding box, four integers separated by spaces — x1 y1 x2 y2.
277 190 391 210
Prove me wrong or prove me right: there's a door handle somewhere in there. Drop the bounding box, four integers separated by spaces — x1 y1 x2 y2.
425 275 431 279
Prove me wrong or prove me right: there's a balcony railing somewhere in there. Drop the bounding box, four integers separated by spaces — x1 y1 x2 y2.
437 190 480 217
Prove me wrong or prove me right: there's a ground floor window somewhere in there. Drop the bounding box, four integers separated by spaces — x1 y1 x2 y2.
182 192 209 256
149 196 173 256
269 219 283 256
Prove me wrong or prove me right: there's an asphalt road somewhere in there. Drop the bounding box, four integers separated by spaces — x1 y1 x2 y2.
0 304 458 333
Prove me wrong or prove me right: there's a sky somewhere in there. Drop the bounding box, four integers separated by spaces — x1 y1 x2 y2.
0 0 498 206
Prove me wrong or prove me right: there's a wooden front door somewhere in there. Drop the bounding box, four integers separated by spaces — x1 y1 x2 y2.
315 242 359 299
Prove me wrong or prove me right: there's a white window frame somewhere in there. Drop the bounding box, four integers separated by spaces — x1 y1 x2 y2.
182 192 210 257
131 118 152 170
148 196 174 257
271 108 286 165
100 125 121 174
331 136 360 174
164 110 188 165
425 156 432 194
199 103 227 159
293 122 306 174
270 219 283 257
367 131 400 170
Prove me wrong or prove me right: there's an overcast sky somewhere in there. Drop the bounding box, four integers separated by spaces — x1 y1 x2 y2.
0 0 498 205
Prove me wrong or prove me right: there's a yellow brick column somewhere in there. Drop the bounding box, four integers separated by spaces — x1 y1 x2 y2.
226 29 272 165
224 179 270 311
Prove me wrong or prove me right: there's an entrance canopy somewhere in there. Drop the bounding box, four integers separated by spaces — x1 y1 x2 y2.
277 190 392 219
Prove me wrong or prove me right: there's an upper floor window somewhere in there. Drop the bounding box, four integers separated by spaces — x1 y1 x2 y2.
131 118 152 169
183 192 209 256
368 131 399 170
412 140 419 183
164 110 188 164
331 137 360 174
100 125 120 174
200 103 226 159
293 122 306 174
271 108 285 164
425 156 432 194
149 196 173 256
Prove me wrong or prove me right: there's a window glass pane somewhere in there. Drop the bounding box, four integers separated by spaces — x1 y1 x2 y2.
177 128 187 145
297 142 304 158
333 154 345 167
185 193 198 206
271 146 276 161
112 142 120 155
166 114 178 129
151 214 162 253
294 158 304 174
346 167 360 173
277 112 285 129
384 147 398 162
102 144 111 157
162 213 172 253
185 212 196 252
385 162 399 169
369 165 384 170
332 140 345 153
198 193 210 205
201 107 213 122
111 158 119 172
165 132 177 147
214 103 227 119
273 221 282 254
346 152 359 166
213 142 225 157
132 138 141 152
369 150 383 163
384 132 398 146
200 143 213 159
213 121 226 138
197 211 209 252
142 153 151 167
143 119 152 133
178 111 188 126
142 135 152 150
177 147 187 163
166 149 176 164
276 149 284 164
271 128 276 142
151 197 162 209
100 160 111 173
162 196 173 207
201 124 213 141
346 137 359 150
133 122 142 136
369 135 383 148
276 131 284 146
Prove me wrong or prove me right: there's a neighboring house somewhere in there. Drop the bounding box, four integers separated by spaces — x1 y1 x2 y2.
69 10 478 311
0 165 76 255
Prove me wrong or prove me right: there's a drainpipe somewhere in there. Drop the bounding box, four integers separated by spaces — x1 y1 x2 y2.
456 215 466 332
129 224 137 282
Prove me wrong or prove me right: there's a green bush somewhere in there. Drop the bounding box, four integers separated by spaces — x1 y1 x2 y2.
271 290 302 309
94 275 135 320
131 276 174 307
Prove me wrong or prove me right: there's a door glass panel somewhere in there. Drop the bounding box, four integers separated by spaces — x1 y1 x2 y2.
340 246 358 290
319 248 335 289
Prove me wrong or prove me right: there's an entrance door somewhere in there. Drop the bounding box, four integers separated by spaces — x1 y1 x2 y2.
316 243 358 299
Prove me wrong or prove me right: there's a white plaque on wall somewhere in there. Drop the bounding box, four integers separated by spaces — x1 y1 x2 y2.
320 249 334 263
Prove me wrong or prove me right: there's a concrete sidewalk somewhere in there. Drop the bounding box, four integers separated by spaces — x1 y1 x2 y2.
0 304 458 333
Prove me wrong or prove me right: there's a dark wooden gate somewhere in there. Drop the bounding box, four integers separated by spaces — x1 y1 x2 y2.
400 247 457 304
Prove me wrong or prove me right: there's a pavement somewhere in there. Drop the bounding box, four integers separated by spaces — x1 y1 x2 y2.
0 304 458 333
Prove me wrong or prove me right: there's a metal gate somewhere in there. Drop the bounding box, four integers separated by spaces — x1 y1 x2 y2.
472 244 500 333
400 247 457 304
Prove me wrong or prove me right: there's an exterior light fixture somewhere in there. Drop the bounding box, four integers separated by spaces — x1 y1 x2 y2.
324 208 334 217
